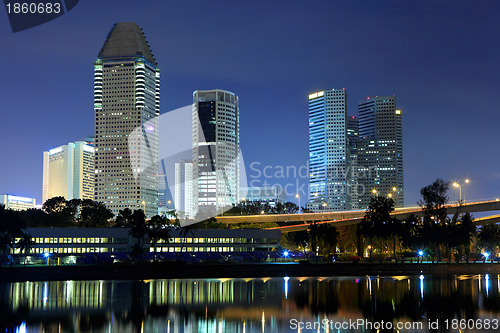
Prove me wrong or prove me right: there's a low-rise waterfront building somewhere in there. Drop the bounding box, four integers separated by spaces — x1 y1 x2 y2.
11 228 281 262
0 195 36 211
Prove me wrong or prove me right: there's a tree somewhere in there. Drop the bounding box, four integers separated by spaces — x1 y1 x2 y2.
19 208 50 227
129 210 148 245
452 213 476 261
317 224 339 255
0 205 25 264
284 202 299 214
116 208 134 227
358 196 401 260
147 215 169 259
477 223 500 258
308 221 321 255
130 243 146 264
400 214 421 251
292 230 309 251
79 200 114 227
17 233 35 266
42 196 78 227
418 179 451 262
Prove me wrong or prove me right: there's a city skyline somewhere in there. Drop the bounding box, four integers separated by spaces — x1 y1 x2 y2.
1 1 499 208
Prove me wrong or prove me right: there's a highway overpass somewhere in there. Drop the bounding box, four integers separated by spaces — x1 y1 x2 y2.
215 199 500 232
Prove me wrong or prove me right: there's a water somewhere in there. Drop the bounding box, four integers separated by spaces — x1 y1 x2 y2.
2 275 500 332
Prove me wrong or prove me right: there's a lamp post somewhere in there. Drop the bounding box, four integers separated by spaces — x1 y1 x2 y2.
453 179 470 204
452 182 462 204
295 193 301 213
464 178 470 202
142 200 146 214
241 198 245 216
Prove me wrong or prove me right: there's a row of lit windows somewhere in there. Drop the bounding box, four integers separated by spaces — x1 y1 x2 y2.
30 237 127 244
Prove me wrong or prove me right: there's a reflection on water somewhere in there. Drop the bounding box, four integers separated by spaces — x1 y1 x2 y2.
2 274 500 332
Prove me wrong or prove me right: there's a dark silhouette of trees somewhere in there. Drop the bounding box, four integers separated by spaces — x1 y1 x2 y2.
358 196 402 260
477 222 500 257
128 210 148 244
41 197 113 227
78 199 114 227
317 224 339 255
147 215 168 258
455 213 476 261
292 230 309 251
418 179 450 262
115 208 134 227
227 200 300 216
0 204 25 264
17 233 34 266
42 196 78 227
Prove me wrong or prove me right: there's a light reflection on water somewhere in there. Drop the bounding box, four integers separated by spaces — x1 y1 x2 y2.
2 275 500 332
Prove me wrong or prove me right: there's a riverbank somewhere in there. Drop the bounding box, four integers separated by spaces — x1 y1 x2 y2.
2 262 500 282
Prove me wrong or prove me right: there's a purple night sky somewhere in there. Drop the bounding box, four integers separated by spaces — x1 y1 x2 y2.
1 0 499 207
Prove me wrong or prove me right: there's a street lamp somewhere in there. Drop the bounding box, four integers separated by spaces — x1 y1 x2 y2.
241 198 245 216
261 210 265 215
452 182 462 204
295 193 301 213
453 179 470 204
372 189 378 196
464 179 470 202
322 202 327 211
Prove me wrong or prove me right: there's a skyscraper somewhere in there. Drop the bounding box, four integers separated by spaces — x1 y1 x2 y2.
308 89 349 211
192 89 239 215
42 140 95 203
94 22 160 217
174 159 195 218
357 96 403 208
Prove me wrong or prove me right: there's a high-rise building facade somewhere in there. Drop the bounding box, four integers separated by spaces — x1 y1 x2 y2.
174 159 195 218
346 116 359 210
357 96 403 207
42 141 95 203
94 22 160 217
192 89 239 215
308 89 349 211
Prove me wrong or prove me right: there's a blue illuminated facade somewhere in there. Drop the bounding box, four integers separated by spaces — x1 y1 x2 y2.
308 89 349 211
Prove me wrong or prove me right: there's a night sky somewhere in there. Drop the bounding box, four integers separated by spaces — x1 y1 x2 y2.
1 0 499 208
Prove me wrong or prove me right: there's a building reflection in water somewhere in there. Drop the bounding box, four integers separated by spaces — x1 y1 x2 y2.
2 275 500 332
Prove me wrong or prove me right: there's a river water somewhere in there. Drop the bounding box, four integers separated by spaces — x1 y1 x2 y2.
2 274 500 332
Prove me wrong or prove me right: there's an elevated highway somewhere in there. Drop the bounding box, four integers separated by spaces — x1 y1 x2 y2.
215 199 500 233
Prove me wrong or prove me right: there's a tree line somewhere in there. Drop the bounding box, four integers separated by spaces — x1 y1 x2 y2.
286 179 500 262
